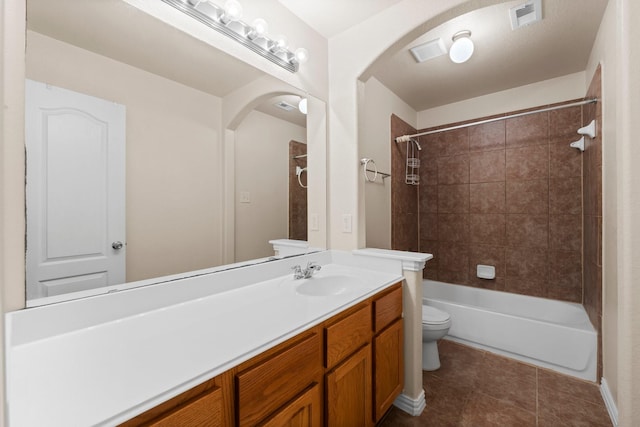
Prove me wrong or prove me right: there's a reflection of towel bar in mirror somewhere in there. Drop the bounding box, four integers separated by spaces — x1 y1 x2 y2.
366 169 390 180
295 166 308 188
360 158 390 182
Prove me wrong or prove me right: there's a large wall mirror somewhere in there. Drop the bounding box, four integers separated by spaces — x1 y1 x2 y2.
25 0 323 305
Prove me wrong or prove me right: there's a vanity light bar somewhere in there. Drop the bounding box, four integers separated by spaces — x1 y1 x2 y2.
160 0 303 73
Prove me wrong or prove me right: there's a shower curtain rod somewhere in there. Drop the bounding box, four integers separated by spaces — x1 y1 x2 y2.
395 98 598 142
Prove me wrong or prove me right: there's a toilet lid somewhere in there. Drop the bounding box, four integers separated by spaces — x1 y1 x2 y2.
422 305 450 324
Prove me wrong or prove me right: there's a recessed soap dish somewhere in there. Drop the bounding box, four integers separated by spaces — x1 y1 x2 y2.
477 265 496 280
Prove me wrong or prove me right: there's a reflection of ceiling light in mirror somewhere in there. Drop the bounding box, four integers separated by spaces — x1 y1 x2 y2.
298 98 308 115
449 30 474 63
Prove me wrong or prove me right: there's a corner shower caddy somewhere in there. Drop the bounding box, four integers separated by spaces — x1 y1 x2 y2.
405 138 420 185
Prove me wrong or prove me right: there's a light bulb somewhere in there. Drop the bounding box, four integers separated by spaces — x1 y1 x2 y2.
298 98 308 115
272 35 288 51
293 47 309 64
246 18 268 40
221 0 242 23
449 30 474 64
252 18 268 36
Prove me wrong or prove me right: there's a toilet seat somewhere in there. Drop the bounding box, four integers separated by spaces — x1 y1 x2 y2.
422 305 450 325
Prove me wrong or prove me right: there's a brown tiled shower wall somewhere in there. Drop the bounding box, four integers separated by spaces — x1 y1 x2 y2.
289 140 307 241
392 100 586 302
391 115 419 251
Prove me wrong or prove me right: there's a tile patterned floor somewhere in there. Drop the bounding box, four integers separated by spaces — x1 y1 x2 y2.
378 340 612 427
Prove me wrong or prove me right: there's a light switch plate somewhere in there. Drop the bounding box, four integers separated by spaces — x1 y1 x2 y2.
342 214 352 233
310 213 319 231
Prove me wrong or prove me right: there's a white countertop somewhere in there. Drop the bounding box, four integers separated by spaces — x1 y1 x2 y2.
5 250 404 426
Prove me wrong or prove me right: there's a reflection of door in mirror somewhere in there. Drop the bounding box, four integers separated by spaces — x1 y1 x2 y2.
289 141 307 241
25 80 126 301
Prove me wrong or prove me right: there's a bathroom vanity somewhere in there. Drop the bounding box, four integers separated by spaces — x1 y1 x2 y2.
122 281 402 426
4 250 406 426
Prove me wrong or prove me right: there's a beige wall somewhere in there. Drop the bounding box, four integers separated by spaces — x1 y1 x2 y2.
234 110 306 261
360 77 417 249
615 0 640 423
26 31 225 282
417 72 586 129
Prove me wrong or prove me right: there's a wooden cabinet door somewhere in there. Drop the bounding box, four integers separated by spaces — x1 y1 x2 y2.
259 383 322 427
325 344 373 427
373 319 404 422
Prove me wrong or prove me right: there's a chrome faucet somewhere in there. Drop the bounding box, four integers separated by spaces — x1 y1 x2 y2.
292 261 322 279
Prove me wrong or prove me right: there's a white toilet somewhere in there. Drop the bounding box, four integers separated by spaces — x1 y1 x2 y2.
421 305 452 371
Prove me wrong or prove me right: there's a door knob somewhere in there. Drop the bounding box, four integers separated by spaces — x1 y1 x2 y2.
112 241 124 250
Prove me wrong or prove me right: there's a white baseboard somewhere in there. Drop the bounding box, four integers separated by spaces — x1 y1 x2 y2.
393 390 426 416
600 377 618 426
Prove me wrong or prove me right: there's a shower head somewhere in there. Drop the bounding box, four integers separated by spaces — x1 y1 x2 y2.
411 138 422 151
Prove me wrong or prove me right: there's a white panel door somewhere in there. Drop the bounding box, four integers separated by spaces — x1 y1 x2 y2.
25 80 126 300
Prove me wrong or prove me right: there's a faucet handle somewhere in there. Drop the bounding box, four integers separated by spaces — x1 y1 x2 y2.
306 261 321 271
292 264 303 279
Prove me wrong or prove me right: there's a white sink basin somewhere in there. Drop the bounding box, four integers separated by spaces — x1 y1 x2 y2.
295 274 366 297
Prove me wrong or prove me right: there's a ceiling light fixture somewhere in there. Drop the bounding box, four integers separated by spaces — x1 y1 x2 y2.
161 0 308 73
298 98 308 115
449 30 474 64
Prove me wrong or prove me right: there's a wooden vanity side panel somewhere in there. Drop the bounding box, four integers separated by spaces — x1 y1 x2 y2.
373 283 403 333
325 304 372 369
236 332 322 427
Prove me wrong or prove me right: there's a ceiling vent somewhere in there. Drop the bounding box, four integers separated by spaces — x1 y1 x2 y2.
274 101 296 112
409 38 447 63
509 0 542 30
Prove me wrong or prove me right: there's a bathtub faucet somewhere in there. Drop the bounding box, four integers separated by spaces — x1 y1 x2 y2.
292 262 322 279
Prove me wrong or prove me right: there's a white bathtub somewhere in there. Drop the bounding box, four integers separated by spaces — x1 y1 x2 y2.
423 280 597 381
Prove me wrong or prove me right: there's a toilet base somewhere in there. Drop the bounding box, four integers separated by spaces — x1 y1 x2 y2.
422 340 441 371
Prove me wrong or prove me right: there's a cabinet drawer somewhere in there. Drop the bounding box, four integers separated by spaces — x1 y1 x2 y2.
373 284 402 333
325 304 372 369
237 333 322 426
148 386 222 427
